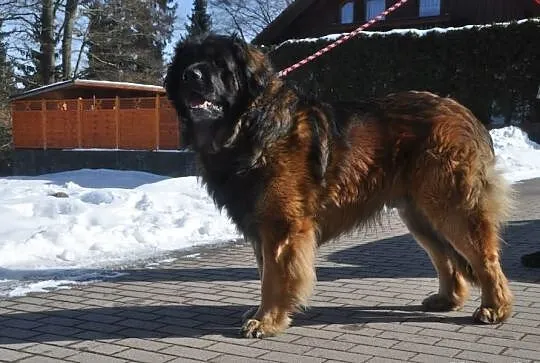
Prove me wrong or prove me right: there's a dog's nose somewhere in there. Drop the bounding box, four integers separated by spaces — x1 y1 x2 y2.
183 66 203 82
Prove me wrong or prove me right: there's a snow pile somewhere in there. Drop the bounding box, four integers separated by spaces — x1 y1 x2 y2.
490 126 540 183
0 169 239 272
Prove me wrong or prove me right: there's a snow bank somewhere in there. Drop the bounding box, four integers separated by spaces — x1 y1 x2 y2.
0 170 239 272
491 126 540 183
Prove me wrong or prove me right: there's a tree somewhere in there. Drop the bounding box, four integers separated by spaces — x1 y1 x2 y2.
0 0 47 88
186 0 212 38
40 0 55 84
1 0 93 88
85 0 176 84
0 0 81 87
210 0 292 41
61 0 79 80
0 19 15 109
1 0 177 88
0 19 15 149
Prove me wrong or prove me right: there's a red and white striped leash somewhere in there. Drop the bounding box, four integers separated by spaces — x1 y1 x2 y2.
277 0 410 77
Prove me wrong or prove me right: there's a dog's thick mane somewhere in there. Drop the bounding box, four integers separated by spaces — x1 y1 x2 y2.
203 73 346 188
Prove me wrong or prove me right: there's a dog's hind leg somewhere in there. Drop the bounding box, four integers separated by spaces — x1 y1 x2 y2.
416 165 514 324
431 210 513 323
240 218 317 338
398 203 469 311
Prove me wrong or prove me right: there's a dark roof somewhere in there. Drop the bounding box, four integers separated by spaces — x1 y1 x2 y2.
252 0 317 45
10 79 165 101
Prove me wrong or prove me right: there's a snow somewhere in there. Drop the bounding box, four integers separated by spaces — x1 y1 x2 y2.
1 125 540 298
8 280 75 297
276 18 539 47
0 170 240 297
491 126 540 183
21 79 163 95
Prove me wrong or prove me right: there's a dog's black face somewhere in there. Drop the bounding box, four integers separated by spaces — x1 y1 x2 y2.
165 34 274 154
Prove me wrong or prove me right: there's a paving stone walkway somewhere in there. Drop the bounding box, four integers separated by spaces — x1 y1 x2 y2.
1 179 539 363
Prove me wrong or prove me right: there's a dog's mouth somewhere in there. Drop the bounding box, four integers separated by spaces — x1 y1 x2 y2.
188 94 223 113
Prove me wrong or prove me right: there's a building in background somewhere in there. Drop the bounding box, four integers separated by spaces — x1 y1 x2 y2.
253 0 540 45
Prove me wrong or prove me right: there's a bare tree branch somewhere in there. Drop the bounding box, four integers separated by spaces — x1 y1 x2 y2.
210 0 289 41
73 23 88 79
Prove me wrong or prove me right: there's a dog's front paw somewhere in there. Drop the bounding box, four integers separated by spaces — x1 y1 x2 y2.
240 319 268 338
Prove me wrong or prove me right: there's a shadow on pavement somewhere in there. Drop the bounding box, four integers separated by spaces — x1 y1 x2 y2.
0 304 477 344
324 218 540 283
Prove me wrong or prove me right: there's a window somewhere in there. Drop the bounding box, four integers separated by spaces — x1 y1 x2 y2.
365 0 385 21
340 1 354 24
419 0 440 17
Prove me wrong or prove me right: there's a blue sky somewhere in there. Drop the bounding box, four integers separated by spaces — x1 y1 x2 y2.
165 1 191 59
176 1 191 38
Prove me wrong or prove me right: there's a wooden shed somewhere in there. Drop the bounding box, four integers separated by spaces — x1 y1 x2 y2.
10 79 180 150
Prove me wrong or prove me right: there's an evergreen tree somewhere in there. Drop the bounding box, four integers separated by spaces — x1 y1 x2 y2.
186 0 212 38
0 19 15 148
85 0 176 84
0 20 15 111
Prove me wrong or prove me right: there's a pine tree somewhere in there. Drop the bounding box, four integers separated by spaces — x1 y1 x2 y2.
186 0 212 38
85 0 176 84
0 19 15 148
0 20 15 110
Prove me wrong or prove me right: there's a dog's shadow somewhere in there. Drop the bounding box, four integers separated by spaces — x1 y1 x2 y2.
321 218 540 283
1 303 477 344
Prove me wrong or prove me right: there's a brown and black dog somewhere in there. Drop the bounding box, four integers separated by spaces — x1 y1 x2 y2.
164 34 514 338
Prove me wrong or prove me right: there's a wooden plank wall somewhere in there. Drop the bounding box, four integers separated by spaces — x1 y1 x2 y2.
81 98 117 148
12 101 43 148
11 96 180 150
118 97 156 150
45 100 79 148
159 97 181 149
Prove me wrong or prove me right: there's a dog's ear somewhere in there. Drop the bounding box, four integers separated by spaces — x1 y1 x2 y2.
164 39 196 148
232 38 274 96
164 40 187 107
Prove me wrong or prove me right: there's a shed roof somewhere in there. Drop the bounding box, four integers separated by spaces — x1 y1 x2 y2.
10 79 166 101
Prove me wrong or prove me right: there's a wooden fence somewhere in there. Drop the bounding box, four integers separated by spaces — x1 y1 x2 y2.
11 96 180 150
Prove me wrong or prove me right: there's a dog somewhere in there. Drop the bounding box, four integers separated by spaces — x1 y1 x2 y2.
164 34 514 338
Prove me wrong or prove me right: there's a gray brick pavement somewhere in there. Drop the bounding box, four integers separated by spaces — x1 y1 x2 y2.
1 179 539 362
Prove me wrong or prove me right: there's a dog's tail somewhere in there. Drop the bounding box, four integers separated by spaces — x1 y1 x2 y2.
481 160 515 232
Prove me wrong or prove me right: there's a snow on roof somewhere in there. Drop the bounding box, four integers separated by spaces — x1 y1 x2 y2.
71 79 165 91
10 79 165 101
274 18 540 49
